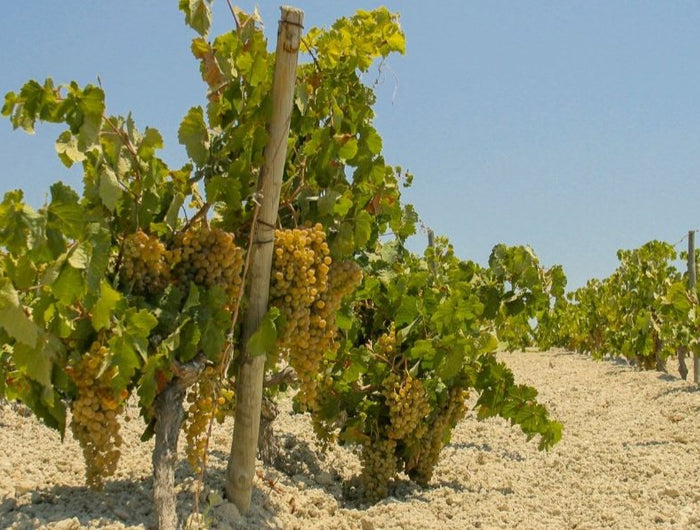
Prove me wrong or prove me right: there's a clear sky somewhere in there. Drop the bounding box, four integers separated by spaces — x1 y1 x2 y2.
2 2 699 290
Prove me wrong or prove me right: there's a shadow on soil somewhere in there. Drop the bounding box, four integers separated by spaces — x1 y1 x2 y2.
0 454 280 530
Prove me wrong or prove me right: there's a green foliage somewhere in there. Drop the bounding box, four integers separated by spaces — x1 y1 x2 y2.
309 237 563 498
539 240 698 369
1 3 561 504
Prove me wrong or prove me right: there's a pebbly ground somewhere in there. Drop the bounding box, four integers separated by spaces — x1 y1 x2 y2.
1 348 699 529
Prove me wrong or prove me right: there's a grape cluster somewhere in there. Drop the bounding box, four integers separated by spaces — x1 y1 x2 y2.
171 223 244 304
374 323 397 357
270 224 363 410
68 341 127 489
120 230 170 294
359 437 398 501
382 372 430 441
184 367 235 474
406 386 468 486
270 225 330 410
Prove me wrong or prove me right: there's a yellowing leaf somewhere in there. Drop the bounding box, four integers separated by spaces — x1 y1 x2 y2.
178 106 209 166
98 166 122 212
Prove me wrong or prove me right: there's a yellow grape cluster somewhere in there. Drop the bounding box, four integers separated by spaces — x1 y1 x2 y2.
68 341 127 489
270 225 330 410
120 230 170 294
406 386 468 486
382 372 430 441
184 367 235 474
270 224 363 410
298 259 362 408
171 223 244 304
359 437 398 501
310 373 337 449
374 323 396 357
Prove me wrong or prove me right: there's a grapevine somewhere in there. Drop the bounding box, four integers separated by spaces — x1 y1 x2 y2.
539 240 692 372
0 3 566 523
310 240 563 501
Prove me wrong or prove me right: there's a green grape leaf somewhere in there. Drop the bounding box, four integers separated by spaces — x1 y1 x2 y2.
47 182 84 239
334 194 354 217
250 53 269 86
91 280 122 331
334 222 355 257
55 131 86 167
137 127 163 160
179 0 212 36
109 334 141 391
431 298 455 334
126 309 159 360
394 295 418 326
178 106 209 165
342 355 368 383
51 265 84 305
247 307 280 357
73 84 105 148
67 243 89 269
0 305 38 348
364 128 382 155
318 190 341 217
337 136 358 161
98 166 122 212
0 190 43 255
408 339 436 365
127 309 159 336
182 283 201 312
354 210 372 249
5 254 37 290
13 338 53 387
138 354 167 414
177 321 201 363
84 224 112 304
201 319 226 361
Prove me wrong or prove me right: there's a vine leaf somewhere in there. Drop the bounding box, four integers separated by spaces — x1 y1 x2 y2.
178 106 209 166
109 335 141 391
51 264 85 305
47 182 84 239
91 280 122 331
0 303 38 348
354 210 372 248
13 339 53 387
179 0 212 37
137 127 164 160
98 166 122 212
55 131 87 167
247 308 280 357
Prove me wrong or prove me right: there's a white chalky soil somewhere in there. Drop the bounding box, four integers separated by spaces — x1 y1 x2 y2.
1 349 698 529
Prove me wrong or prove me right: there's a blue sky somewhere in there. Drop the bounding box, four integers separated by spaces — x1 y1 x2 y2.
2 2 700 289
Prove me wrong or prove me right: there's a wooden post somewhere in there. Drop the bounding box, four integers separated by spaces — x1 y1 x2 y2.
226 6 303 514
689 231 700 384
689 231 697 288
427 229 437 275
